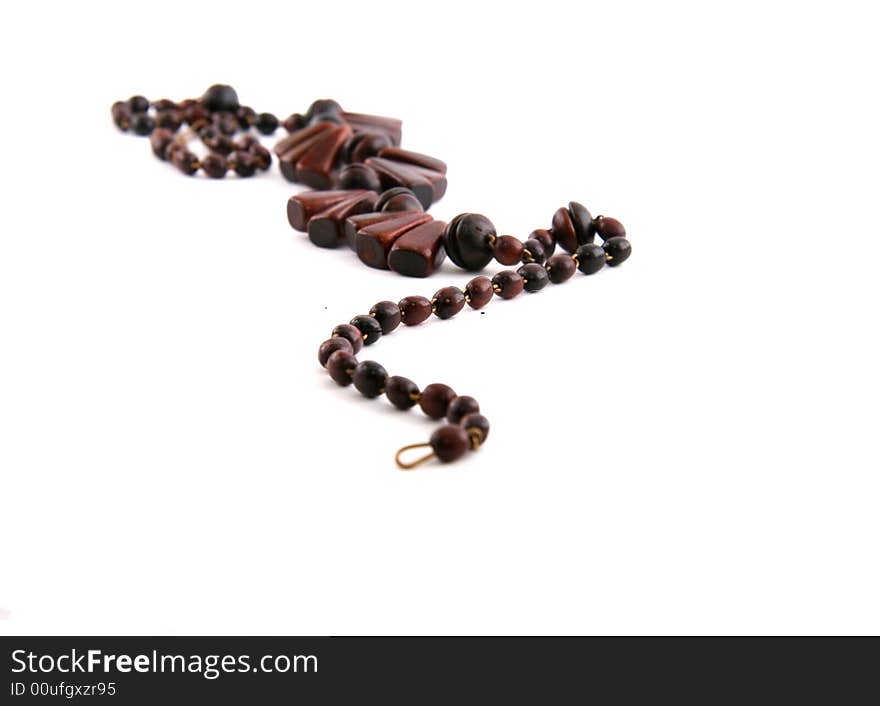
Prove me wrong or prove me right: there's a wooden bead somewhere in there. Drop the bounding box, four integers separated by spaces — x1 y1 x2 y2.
355 212 432 269
464 276 494 309
529 229 556 259
318 337 354 367
388 220 447 277
545 253 576 283
172 148 199 176
336 163 381 192
447 396 479 424
370 300 402 334
603 236 632 266
443 213 495 271
386 375 420 409
377 147 447 174
350 314 383 345
287 190 372 231
200 153 228 179
575 243 605 275
432 286 466 319
200 84 240 112
340 111 402 145
595 216 627 241
399 296 433 325
344 210 421 250
111 101 131 130
551 206 579 253
523 239 546 265
326 350 357 386
568 202 596 245
460 413 490 443
491 270 524 299
149 128 174 159
376 187 424 213
419 383 456 419
332 323 364 353
344 132 393 163
307 191 378 248
493 235 524 265
294 124 352 188
430 425 470 463
517 263 550 292
352 360 388 398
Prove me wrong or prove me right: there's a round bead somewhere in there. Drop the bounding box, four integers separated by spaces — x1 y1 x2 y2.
464 276 494 309
447 396 480 424
318 337 353 367
545 253 577 283
336 163 381 192
215 113 239 135
249 144 272 170
152 99 176 112
575 243 606 275
128 95 149 113
200 153 228 179
352 361 388 398
568 202 596 245
282 113 305 132
327 350 357 386
305 98 343 122
385 376 420 410
149 128 174 159
369 301 401 334
332 323 364 353
230 151 257 177
345 132 392 163
111 101 131 130
493 235 524 265
491 270 524 299
183 103 210 126
432 286 466 320
443 213 495 271
201 84 240 113
399 296 432 326
517 263 550 292
172 149 199 176
419 383 456 419
254 112 279 135
529 229 556 259
595 216 626 241
236 105 257 128
430 425 471 463
551 207 579 253
376 187 423 213
350 314 383 345
603 236 632 266
460 413 490 444
522 239 546 265
131 113 155 136
155 111 181 130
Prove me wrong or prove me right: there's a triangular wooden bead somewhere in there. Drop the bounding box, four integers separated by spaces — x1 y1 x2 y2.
356 213 433 269
388 220 448 277
295 124 353 189
307 192 379 248
365 157 435 209
378 147 447 175
340 112 402 145
277 124 336 182
287 190 368 231
273 122 333 158
343 210 423 249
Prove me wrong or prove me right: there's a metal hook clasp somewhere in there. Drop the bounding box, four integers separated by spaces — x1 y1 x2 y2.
395 442 435 470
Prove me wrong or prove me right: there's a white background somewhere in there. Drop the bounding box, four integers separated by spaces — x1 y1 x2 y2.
1 1 878 636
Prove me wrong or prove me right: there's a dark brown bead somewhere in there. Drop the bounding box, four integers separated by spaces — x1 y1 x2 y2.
350 314 383 345
399 296 432 326
345 132 393 163
376 187 424 213
355 212 432 269
517 262 550 292
432 286 466 320
183 103 210 126
318 337 353 367
545 253 577 283
522 239 546 264
128 95 149 113
215 112 239 135
575 243 606 275
603 236 632 266
344 210 420 250
111 101 131 130
288 189 372 231
306 98 343 122
326 350 357 386
366 157 436 209
200 153 228 179
550 207 579 253
369 301 402 334
200 84 239 113
430 425 471 463
352 360 388 398
236 135 259 150
419 383 457 419
464 276 493 309
493 235 524 265
131 113 155 136
529 228 556 259
149 128 174 159
568 202 596 245
236 105 257 129
230 151 257 177
307 191 377 248
274 122 336 181
152 99 176 112
254 112 279 135
155 110 181 130
460 413 490 444
282 112 306 132
388 220 447 277
385 376 420 410
332 323 364 353
378 147 447 175
293 124 353 189
443 213 495 271
172 148 199 176
447 396 480 424
491 270 524 299
336 163 382 192
249 144 272 171
595 216 627 241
